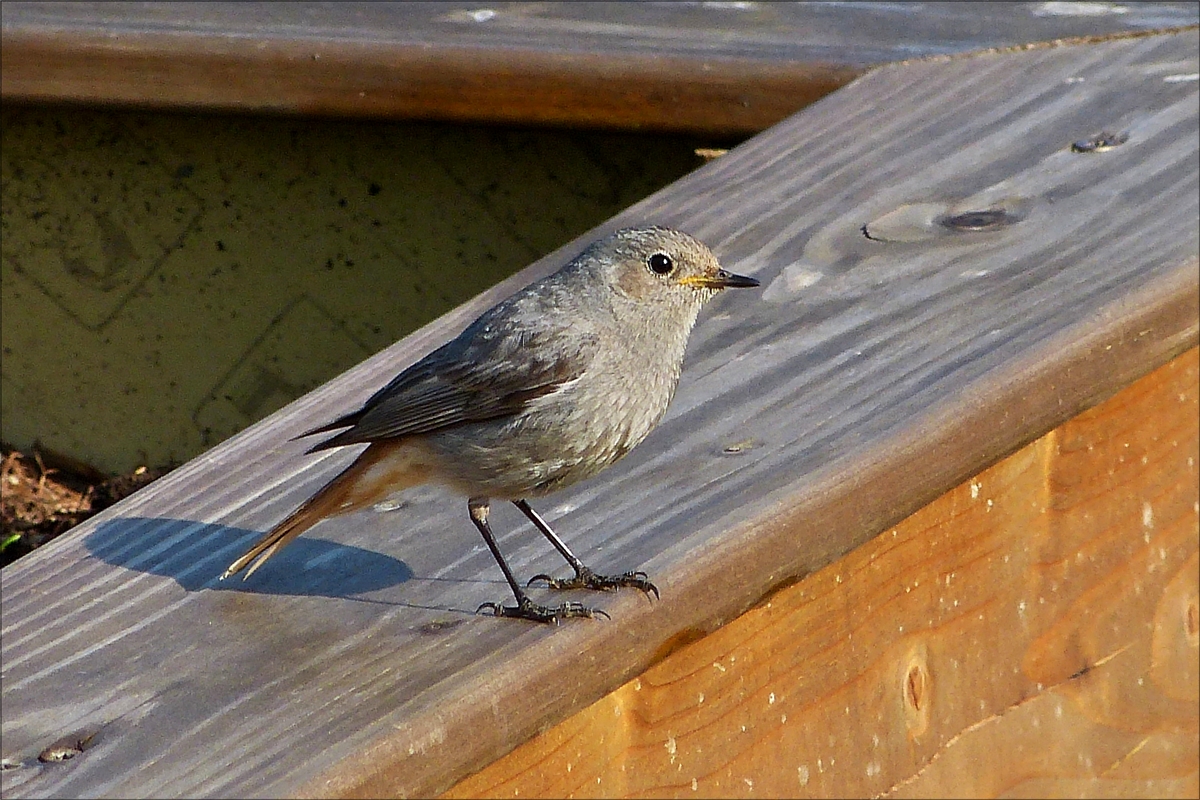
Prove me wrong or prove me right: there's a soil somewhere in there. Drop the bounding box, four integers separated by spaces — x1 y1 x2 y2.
0 442 170 568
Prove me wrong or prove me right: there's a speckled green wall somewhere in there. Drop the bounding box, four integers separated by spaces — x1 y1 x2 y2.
1 107 719 473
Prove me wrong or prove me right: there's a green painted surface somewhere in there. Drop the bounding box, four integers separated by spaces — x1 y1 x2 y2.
1 107 720 472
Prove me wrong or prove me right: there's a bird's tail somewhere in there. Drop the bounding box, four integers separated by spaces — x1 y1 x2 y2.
220 441 425 580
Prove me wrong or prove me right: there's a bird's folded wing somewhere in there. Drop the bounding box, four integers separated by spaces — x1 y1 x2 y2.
304 322 599 451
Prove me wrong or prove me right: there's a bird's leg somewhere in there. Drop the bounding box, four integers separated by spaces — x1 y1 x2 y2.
515 499 659 599
469 498 608 623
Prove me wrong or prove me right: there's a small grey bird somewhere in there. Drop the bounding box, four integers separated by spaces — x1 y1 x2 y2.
222 226 758 622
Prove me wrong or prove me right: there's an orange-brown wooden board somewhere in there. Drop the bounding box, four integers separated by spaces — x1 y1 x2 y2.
2 30 1197 799
2 2 1197 133
447 347 1199 799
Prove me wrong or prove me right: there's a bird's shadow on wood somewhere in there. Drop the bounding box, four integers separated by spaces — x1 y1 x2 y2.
85 517 413 598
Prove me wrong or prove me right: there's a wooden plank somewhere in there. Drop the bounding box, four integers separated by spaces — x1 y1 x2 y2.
2 30 1198 799
445 347 1200 798
2 2 1197 134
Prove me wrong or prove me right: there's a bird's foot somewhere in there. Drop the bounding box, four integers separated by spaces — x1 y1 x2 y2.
528 566 660 599
476 596 609 624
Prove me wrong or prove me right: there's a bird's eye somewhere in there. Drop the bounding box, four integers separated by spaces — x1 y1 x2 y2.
647 253 674 275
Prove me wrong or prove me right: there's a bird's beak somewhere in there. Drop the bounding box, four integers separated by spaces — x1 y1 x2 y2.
679 269 760 290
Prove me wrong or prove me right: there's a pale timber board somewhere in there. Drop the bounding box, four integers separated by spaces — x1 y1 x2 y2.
2 31 1199 799
2 2 1197 133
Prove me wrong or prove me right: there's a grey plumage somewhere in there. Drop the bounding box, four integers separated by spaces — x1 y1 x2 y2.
222 226 758 622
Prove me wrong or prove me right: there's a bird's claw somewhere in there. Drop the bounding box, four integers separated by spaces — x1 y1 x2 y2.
528 566 660 600
476 597 609 624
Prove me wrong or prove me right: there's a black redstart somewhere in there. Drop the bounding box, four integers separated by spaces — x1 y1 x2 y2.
222 226 758 622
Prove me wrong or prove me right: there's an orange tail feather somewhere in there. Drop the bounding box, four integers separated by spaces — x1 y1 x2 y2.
220 441 426 580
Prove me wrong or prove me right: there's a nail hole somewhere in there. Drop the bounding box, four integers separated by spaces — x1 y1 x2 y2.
372 499 409 513
905 664 927 712
939 209 1017 232
418 618 464 635
37 732 96 764
1071 131 1129 153
1 758 22 770
900 651 932 737
721 438 760 455
38 745 80 764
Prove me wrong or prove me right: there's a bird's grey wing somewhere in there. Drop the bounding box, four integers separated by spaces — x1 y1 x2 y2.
305 323 598 451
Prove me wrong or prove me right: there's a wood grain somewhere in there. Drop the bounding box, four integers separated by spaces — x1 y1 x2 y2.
2 2 1196 134
2 31 1197 799
446 347 1199 799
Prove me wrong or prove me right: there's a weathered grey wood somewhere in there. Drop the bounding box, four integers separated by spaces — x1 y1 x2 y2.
2 2 1197 133
2 30 1198 799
